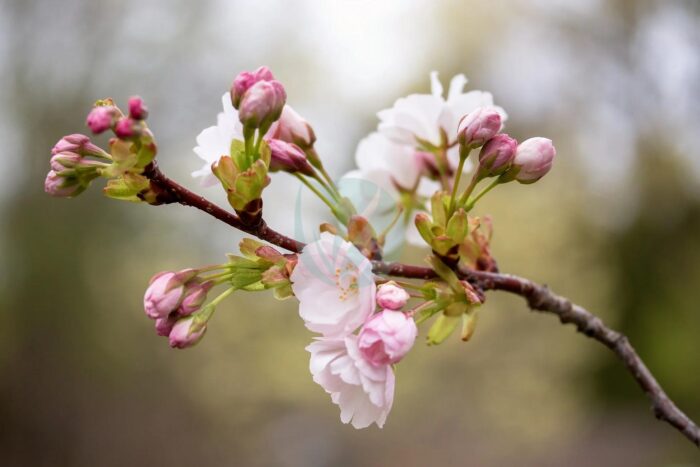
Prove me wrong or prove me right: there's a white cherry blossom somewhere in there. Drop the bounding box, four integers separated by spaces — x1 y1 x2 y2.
307 336 395 429
290 232 376 337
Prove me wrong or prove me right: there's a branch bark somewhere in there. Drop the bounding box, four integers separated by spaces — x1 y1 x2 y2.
144 167 700 447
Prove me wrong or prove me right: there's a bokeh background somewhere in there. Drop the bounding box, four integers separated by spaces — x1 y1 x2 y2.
1 0 699 465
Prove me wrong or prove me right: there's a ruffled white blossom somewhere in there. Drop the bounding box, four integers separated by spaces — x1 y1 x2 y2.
307 336 395 429
290 232 376 337
340 72 507 248
192 92 244 187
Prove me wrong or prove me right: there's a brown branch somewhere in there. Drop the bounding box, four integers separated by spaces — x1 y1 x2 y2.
144 167 700 447
375 261 700 446
143 163 304 253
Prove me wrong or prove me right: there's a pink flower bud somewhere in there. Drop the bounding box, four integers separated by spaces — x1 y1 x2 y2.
358 310 417 366
267 139 315 176
238 80 286 129
512 137 555 184
86 106 118 134
168 316 207 349
376 281 410 310
457 107 502 150
44 170 81 197
50 152 82 171
477 134 517 178
155 314 178 337
143 269 197 319
52 134 106 158
178 281 213 316
231 66 275 108
128 96 148 120
271 106 316 148
114 118 140 139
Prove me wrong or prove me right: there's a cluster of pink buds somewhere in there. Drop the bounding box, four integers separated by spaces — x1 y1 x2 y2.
143 269 214 348
457 107 556 185
231 66 286 132
86 96 149 139
45 134 111 197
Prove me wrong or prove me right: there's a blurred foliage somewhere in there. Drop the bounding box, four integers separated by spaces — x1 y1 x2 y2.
1 0 699 465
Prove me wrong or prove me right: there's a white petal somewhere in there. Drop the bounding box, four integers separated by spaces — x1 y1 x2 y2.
447 74 468 101
430 71 443 98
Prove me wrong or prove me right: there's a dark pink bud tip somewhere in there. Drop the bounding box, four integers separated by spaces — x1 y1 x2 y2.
128 96 148 120
86 106 117 134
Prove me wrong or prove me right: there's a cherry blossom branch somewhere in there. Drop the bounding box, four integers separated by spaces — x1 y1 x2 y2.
374 261 700 447
143 167 699 447
143 163 304 253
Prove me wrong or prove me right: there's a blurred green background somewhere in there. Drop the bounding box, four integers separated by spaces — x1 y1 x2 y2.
1 0 699 465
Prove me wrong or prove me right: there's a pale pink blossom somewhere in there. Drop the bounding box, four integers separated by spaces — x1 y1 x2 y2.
376 282 410 310
358 310 417 366
307 336 394 429
290 232 376 338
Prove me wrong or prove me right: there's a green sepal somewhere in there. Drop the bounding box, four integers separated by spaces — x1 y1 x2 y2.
230 139 249 170
426 314 460 345
103 173 149 202
446 208 468 245
430 191 449 228
461 309 479 342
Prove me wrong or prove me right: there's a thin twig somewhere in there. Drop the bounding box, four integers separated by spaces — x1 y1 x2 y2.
144 166 700 447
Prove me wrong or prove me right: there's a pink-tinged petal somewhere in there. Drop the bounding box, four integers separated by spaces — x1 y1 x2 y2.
291 233 376 338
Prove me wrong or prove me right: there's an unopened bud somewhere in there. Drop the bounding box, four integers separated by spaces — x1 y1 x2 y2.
168 316 207 349
271 105 316 149
477 134 517 178
114 117 141 139
414 212 434 245
457 107 502 150
86 106 118 134
358 310 417 365
143 269 198 319
376 281 410 310
155 314 177 337
268 139 314 176
238 80 286 130
128 96 148 120
178 281 213 316
231 66 275 109
44 170 82 197
511 137 556 184
51 134 105 157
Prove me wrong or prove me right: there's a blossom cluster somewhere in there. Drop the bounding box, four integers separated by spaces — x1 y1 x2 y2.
45 66 555 429
291 233 416 428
